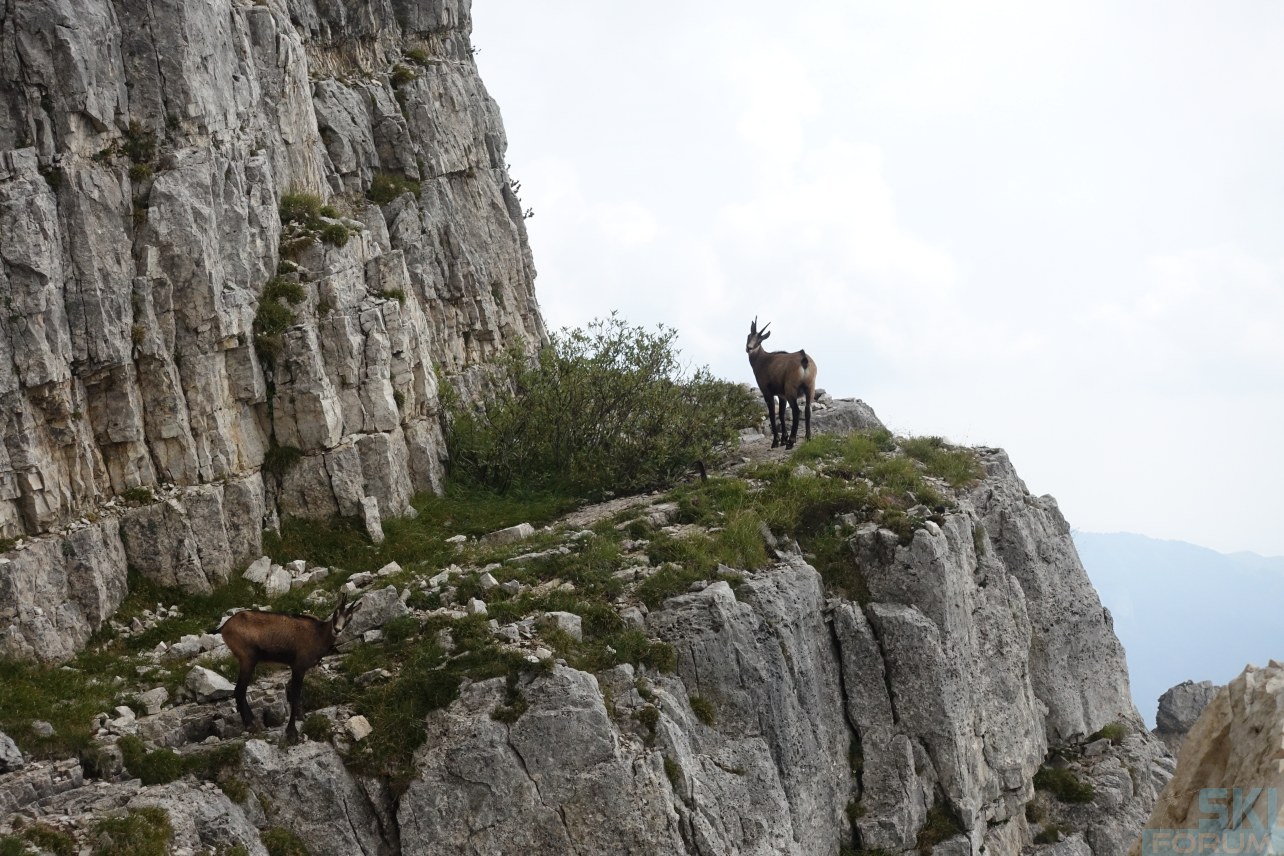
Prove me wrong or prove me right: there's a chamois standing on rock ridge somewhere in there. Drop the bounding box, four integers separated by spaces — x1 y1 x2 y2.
746 317 817 449
216 592 361 741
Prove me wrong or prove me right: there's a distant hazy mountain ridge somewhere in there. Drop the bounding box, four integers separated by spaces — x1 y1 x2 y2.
1074 531 1284 726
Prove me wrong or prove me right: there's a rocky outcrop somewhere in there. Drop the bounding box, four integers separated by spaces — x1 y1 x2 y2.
0 436 1167 854
1153 679 1221 754
1132 662 1284 852
0 0 545 659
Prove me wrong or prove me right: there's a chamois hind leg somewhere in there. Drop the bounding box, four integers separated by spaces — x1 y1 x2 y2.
285 667 305 742
234 664 256 730
803 388 812 441
785 396 801 449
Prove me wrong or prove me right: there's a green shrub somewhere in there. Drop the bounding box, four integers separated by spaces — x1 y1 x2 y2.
219 776 249 803
279 193 323 225
641 641 676 673
263 277 306 306
128 162 153 182
389 64 417 88
663 755 682 789
635 705 659 737
121 486 153 504
301 713 331 742
382 615 420 646
448 315 759 496
491 686 528 723
261 827 311 856
93 807 172 856
254 277 305 364
1034 766 1095 804
1088 721 1128 744
0 837 28 856
689 696 716 726
118 735 243 786
900 436 983 488
262 444 304 479
915 803 963 853
319 222 349 247
367 172 421 205
1034 826 1067 844
21 824 73 856
122 120 157 165
405 47 431 66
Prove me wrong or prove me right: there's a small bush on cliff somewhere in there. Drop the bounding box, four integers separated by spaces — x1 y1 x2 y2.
448 315 759 496
261 828 311 856
367 172 421 205
916 803 963 853
93 807 172 856
1033 766 1095 803
1088 721 1128 744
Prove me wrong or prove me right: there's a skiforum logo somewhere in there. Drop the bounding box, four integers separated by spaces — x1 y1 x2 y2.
1142 789 1284 855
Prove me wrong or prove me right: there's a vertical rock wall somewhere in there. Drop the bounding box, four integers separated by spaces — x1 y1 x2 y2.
0 0 545 659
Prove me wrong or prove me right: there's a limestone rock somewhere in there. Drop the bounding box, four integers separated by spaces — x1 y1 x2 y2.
1154 679 1221 753
481 522 535 545
0 731 24 773
538 610 582 641
240 739 394 856
186 666 234 703
345 715 372 742
242 556 272 585
336 585 408 649
127 779 267 856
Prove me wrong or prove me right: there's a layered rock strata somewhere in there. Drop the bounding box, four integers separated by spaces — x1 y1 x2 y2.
0 0 545 658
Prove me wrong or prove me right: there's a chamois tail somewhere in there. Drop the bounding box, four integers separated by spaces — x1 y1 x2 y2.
800 350 810 371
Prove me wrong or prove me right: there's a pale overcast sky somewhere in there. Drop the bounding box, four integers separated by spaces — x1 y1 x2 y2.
472 1 1284 557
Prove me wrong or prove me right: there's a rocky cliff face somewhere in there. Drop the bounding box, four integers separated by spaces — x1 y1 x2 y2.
0 423 1172 855
0 0 545 659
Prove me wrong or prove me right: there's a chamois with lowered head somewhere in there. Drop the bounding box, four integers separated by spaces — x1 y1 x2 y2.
746 317 818 449
216 592 360 741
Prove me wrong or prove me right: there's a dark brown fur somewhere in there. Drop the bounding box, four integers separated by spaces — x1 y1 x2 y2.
746 318 818 449
218 593 359 741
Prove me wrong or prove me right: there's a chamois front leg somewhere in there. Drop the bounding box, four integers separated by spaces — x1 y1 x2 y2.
763 392 781 447
285 667 305 743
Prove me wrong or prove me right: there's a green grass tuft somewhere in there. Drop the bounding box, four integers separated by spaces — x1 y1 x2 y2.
915 803 963 853
261 827 311 856
1034 766 1096 804
689 695 717 726
1088 721 1128 744
93 807 172 856
21 824 73 856
367 172 421 205
301 713 332 742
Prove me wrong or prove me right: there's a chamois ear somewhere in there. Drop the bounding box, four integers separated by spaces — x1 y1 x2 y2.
759 328 771 341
